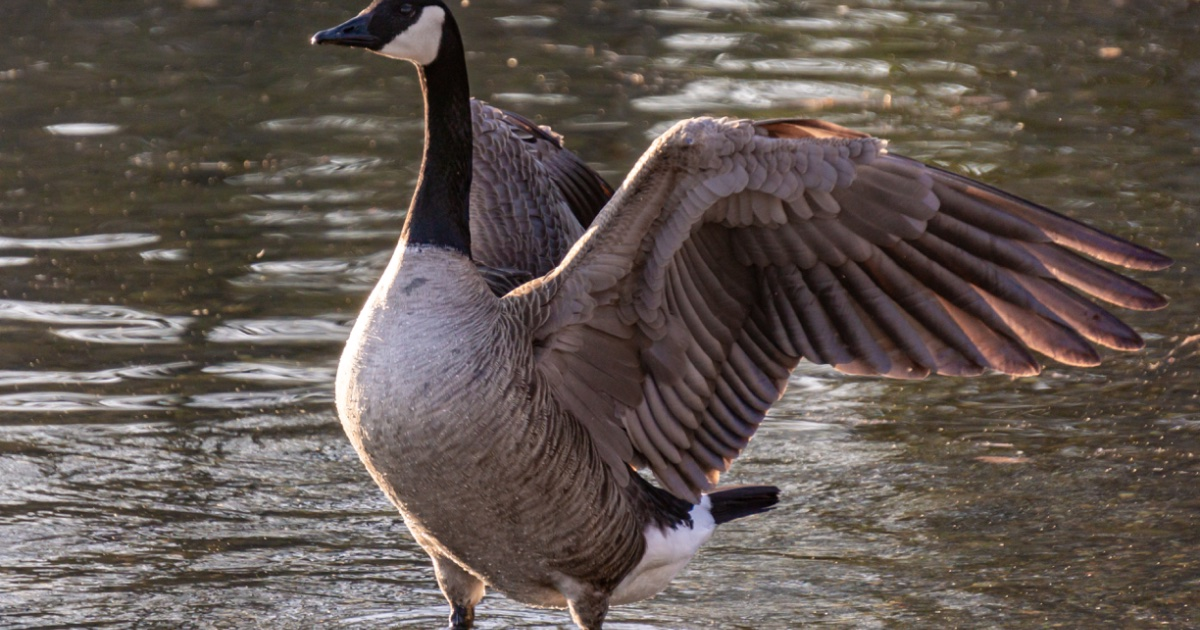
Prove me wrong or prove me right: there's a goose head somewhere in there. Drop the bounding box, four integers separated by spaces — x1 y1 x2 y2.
311 0 450 67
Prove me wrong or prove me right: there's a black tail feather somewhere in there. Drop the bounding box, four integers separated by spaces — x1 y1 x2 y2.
708 485 780 525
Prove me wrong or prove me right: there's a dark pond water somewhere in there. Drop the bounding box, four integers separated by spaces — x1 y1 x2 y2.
2 0 1198 627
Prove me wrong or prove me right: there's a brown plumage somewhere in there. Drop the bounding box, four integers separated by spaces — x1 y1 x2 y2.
521 117 1169 504
313 1 1170 628
469 102 612 292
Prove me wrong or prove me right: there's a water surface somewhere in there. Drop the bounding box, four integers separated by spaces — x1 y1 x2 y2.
1 0 1198 627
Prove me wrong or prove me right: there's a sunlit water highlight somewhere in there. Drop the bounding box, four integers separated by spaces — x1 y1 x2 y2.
0 0 1196 627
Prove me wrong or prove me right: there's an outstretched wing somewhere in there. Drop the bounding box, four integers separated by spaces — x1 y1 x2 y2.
509 116 1170 501
468 100 612 290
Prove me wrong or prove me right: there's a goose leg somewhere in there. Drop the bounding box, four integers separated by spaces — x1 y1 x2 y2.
449 603 473 630
566 590 610 630
431 554 485 629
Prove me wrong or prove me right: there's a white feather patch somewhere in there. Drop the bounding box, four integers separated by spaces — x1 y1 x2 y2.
610 496 717 605
377 6 445 66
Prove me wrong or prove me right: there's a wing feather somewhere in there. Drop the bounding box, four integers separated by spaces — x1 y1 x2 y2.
1018 241 1169 309
507 116 1168 500
469 100 612 286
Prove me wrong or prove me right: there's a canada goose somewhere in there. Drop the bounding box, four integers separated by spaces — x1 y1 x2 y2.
311 1 1171 628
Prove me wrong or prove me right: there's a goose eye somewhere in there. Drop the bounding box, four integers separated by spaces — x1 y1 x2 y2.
398 3 415 15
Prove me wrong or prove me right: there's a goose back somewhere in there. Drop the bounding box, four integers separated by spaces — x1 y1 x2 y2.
469 100 612 293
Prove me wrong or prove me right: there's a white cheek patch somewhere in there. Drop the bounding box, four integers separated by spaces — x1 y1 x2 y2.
376 6 446 66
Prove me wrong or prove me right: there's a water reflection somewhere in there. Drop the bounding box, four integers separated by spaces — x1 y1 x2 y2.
231 256 385 292
714 55 894 79
0 362 193 387
660 32 746 52
259 115 416 135
0 300 192 345
0 0 1196 627
632 77 891 112
206 318 351 345
185 387 332 409
0 392 181 412
202 362 335 384
43 123 124 137
140 248 190 262
0 233 161 251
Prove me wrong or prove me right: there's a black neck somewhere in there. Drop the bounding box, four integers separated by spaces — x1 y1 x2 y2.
400 15 473 256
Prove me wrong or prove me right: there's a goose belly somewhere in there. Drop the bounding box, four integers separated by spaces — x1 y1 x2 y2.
341 348 628 605
334 246 638 606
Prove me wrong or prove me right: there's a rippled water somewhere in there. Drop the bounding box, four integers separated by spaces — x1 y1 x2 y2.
1 0 1198 627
